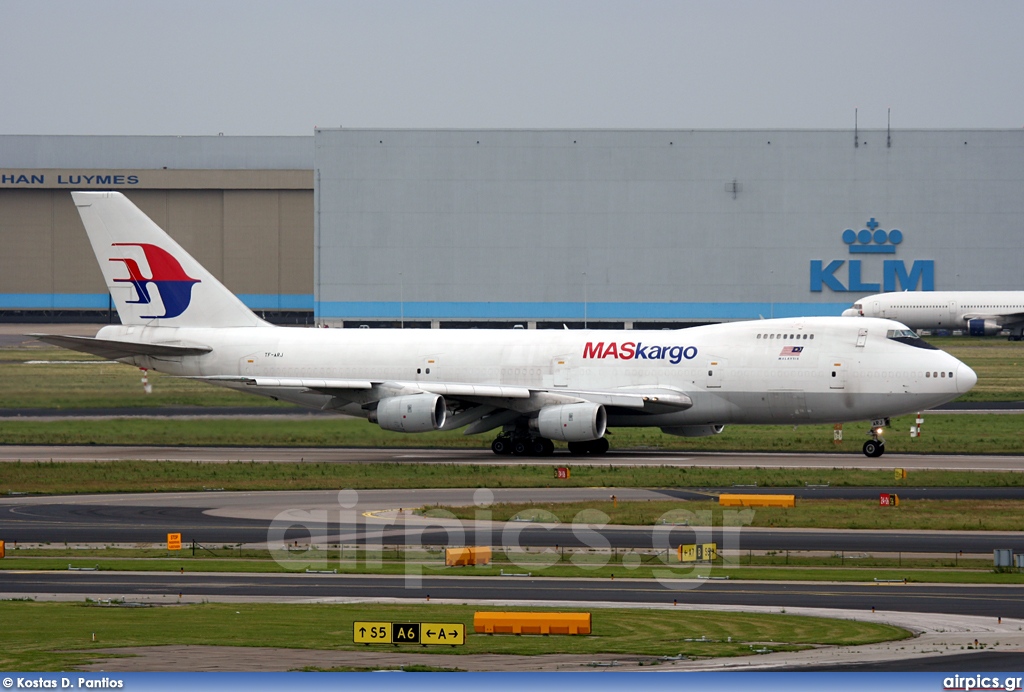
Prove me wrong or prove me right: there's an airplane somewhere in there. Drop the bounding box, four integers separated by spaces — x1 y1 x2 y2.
35 192 976 459
842 292 1024 341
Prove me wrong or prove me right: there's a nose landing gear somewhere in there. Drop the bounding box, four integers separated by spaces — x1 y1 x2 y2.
862 418 890 457
862 437 885 458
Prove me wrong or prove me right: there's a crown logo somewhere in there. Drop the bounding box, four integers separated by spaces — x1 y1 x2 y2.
842 218 903 254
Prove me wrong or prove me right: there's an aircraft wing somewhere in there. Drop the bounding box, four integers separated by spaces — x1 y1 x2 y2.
962 312 1024 327
193 376 531 398
555 387 693 412
192 376 692 420
32 334 212 359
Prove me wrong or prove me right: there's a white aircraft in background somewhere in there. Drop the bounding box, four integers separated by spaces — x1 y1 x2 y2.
36 192 976 458
843 292 1024 341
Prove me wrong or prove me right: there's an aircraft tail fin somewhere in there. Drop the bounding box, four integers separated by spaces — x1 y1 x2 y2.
71 191 268 328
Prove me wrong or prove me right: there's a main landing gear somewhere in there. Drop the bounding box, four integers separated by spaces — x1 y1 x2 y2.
490 432 609 456
491 433 554 456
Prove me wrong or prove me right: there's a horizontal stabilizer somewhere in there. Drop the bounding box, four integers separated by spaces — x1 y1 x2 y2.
32 334 212 359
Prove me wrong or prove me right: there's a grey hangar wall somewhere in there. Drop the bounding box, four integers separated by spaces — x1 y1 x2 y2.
314 128 1023 327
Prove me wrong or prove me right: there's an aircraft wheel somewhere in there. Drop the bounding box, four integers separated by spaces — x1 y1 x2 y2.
529 437 550 456
862 439 884 458
511 439 530 456
541 438 556 456
567 441 589 456
587 437 610 455
491 437 512 455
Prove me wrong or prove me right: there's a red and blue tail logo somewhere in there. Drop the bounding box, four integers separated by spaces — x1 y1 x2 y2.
109 243 200 319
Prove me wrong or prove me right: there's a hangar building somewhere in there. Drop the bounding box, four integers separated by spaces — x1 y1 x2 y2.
314 128 1024 328
0 135 313 322
3 130 1022 328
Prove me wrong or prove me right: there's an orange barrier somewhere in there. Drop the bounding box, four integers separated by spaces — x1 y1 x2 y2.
445 546 492 566
718 494 795 508
474 612 591 635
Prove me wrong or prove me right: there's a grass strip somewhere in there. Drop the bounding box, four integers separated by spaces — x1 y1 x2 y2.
1 413 1023 454
2 555 1021 585
929 337 1024 402
0 601 911 671
3 461 1024 494
428 498 1024 531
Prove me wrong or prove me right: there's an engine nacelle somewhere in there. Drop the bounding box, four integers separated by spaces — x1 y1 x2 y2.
535 402 607 442
660 424 725 438
968 319 1002 337
370 393 446 433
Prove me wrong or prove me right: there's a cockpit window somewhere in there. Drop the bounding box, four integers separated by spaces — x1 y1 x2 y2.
852 303 862 310
886 329 938 350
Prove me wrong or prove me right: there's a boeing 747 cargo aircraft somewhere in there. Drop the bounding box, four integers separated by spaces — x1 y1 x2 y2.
36 192 976 458
843 291 1024 340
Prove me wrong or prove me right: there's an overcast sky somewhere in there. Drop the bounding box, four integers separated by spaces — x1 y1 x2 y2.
2 0 1022 136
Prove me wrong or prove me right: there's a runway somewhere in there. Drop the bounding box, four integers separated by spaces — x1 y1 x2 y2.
3 444 1024 471
2 488 1023 552
3 571 1024 618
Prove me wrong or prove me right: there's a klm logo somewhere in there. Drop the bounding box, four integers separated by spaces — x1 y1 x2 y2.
810 218 934 293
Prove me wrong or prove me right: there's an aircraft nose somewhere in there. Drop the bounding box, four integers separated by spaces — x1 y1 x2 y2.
841 308 858 317
956 362 978 394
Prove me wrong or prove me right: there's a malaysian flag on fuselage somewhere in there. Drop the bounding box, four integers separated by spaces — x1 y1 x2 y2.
779 346 804 357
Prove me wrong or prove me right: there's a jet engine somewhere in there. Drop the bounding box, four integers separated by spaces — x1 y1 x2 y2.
968 319 1002 337
535 402 607 442
660 424 725 437
370 393 446 432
